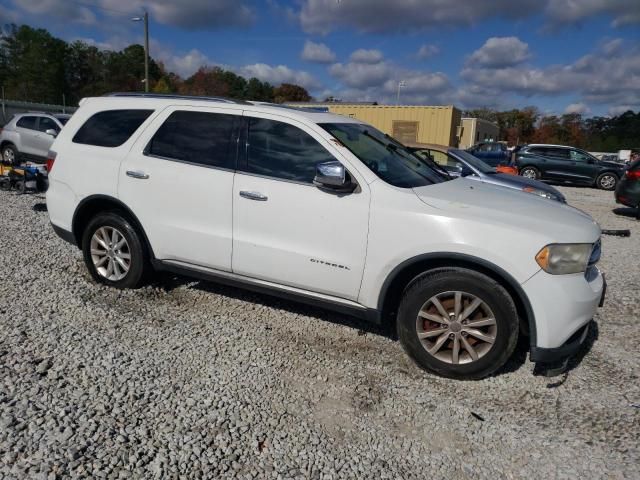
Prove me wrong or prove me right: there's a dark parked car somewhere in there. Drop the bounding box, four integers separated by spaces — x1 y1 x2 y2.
466 142 510 167
615 157 640 218
515 144 627 191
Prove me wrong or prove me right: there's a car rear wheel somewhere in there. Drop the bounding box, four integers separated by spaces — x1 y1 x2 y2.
396 268 519 380
2 144 17 165
520 166 540 180
81 211 149 289
596 172 618 191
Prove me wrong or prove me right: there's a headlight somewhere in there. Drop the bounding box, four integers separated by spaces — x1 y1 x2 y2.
522 186 561 201
535 243 593 274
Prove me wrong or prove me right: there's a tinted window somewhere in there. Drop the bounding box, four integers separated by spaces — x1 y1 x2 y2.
17 116 38 130
570 149 595 162
548 148 570 159
73 110 153 147
247 118 334 183
54 116 70 125
38 117 59 133
320 123 443 188
148 111 237 169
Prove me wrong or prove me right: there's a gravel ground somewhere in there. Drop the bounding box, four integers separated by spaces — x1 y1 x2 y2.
0 186 638 479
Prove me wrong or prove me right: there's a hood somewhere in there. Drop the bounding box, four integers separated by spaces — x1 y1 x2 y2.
600 160 626 170
491 173 566 201
412 178 600 244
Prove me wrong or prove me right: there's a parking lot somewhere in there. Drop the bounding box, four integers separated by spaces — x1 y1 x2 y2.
0 186 638 479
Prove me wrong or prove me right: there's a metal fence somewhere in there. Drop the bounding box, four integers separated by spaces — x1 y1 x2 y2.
1 99 77 125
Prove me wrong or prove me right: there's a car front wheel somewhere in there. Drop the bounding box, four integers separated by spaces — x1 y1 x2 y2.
596 172 618 191
2 144 17 164
81 212 149 289
396 268 519 380
520 166 540 180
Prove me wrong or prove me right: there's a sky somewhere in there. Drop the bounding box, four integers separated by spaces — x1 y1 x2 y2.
1 0 639 116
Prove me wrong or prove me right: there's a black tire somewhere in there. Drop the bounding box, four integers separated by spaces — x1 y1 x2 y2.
396 268 519 380
1 144 18 165
596 172 618 191
0 178 10 191
81 211 149 289
519 166 540 180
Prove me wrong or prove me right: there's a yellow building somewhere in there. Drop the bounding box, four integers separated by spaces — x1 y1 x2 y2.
287 103 463 147
458 117 500 149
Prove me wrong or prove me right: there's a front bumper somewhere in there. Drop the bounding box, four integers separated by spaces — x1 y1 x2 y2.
523 266 604 362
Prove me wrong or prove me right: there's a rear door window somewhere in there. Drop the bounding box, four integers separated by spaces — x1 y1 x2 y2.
246 117 335 184
16 116 38 130
73 110 153 147
147 110 238 169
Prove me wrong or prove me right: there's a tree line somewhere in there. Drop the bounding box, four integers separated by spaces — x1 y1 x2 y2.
464 107 639 152
0 24 312 106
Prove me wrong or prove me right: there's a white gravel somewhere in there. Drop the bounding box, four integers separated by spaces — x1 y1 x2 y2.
0 186 638 479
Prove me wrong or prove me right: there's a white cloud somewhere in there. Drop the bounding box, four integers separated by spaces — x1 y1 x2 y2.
416 44 440 60
564 103 591 115
460 43 640 112
544 0 640 28
297 0 640 33
330 61 392 88
329 57 452 105
467 37 531 68
298 0 540 34
300 40 336 64
159 49 212 78
12 0 96 24
608 105 636 116
237 63 321 90
349 48 384 64
11 0 255 30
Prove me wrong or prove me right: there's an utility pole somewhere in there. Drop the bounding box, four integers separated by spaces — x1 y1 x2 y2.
132 11 150 92
396 80 406 105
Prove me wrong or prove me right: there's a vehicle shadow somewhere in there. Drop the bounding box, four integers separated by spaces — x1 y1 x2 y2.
612 207 639 219
149 271 391 338
149 272 542 379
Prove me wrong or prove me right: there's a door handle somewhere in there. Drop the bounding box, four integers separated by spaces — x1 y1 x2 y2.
239 190 268 201
126 170 149 180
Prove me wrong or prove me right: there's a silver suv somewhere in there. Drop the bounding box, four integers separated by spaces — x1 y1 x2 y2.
1 112 71 164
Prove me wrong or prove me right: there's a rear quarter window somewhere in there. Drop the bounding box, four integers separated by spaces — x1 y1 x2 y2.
73 110 153 147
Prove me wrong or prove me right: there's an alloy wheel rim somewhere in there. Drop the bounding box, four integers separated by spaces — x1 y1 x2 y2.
90 226 131 281
522 169 536 179
416 291 497 365
600 175 615 189
3 148 14 163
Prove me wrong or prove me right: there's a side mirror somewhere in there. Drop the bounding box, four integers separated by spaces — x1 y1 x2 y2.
457 164 473 177
45 129 58 137
313 161 356 193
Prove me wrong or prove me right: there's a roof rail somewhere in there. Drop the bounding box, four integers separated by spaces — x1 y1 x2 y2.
104 92 248 105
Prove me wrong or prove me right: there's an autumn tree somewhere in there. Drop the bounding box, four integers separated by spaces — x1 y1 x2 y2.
273 83 311 103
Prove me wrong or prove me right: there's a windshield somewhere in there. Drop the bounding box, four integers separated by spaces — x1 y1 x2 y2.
319 123 444 188
450 150 495 174
55 116 70 125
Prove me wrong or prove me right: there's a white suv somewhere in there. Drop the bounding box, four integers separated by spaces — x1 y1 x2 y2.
46 94 605 379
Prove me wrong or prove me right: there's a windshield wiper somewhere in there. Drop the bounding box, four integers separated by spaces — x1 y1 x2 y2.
363 130 397 151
